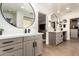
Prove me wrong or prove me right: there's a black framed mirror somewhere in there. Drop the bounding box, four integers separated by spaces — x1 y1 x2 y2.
0 3 35 28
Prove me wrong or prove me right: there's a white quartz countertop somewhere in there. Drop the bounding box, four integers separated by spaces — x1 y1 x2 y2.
0 33 43 39
48 31 65 32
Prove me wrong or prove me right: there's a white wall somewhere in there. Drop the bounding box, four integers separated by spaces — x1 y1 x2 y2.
60 10 79 40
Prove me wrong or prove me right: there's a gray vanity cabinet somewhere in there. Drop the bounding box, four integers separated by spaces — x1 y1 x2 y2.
24 35 43 56
49 32 63 45
0 34 43 56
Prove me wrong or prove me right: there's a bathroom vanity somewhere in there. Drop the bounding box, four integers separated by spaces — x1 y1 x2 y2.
0 34 43 56
0 3 43 56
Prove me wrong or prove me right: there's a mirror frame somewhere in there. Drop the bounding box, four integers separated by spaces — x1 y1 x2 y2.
0 3 35 28
51 13 58 21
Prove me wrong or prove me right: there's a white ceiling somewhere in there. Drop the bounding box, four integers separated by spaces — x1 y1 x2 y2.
36 3 79 16
2 3 79 17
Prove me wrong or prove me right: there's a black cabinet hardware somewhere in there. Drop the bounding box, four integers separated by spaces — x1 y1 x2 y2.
3 47 14 52
2 41 14 44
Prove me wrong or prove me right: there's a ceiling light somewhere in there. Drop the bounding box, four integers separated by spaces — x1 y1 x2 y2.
66 7 70 10
57 10 60 13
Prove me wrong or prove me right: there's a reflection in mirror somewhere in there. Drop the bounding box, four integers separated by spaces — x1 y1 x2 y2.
0 3 35 28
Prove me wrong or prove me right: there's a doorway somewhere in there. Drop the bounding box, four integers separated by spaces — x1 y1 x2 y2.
70 18 79 39
38 12 46 44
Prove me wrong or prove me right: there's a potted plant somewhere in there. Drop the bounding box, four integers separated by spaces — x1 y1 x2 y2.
0 28 4 35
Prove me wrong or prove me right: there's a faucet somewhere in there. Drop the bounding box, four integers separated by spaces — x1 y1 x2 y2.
24 29 31 33
25 29 27 33
28 29 31 33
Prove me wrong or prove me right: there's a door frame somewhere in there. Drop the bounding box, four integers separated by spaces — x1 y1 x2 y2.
38 12 47 43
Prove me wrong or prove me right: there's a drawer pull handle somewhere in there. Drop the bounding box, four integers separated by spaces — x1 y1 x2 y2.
2 41 14 44
33 42 37 48
35 42 37 47
61 35 63 37
3 47 14 52
33 42 35 48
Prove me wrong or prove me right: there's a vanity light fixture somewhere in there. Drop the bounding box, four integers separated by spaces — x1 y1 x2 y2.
66 7 71 13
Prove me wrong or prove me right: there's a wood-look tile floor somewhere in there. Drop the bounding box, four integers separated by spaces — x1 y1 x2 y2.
42 39 79 56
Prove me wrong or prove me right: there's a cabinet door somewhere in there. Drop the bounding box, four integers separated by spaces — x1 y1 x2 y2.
49 32 56 45
35 38 43 56
24 40 34 56
16 49 23 56
70 29 78 38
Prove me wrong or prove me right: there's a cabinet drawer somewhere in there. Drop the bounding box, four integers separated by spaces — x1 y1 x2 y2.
35 35 42 39
0 43 22 55
1 49 23 56
24 35 42 42
24 36 35 41
0 37 22 47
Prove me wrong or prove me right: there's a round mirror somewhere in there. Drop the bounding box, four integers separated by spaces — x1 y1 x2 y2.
0 3 35 28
